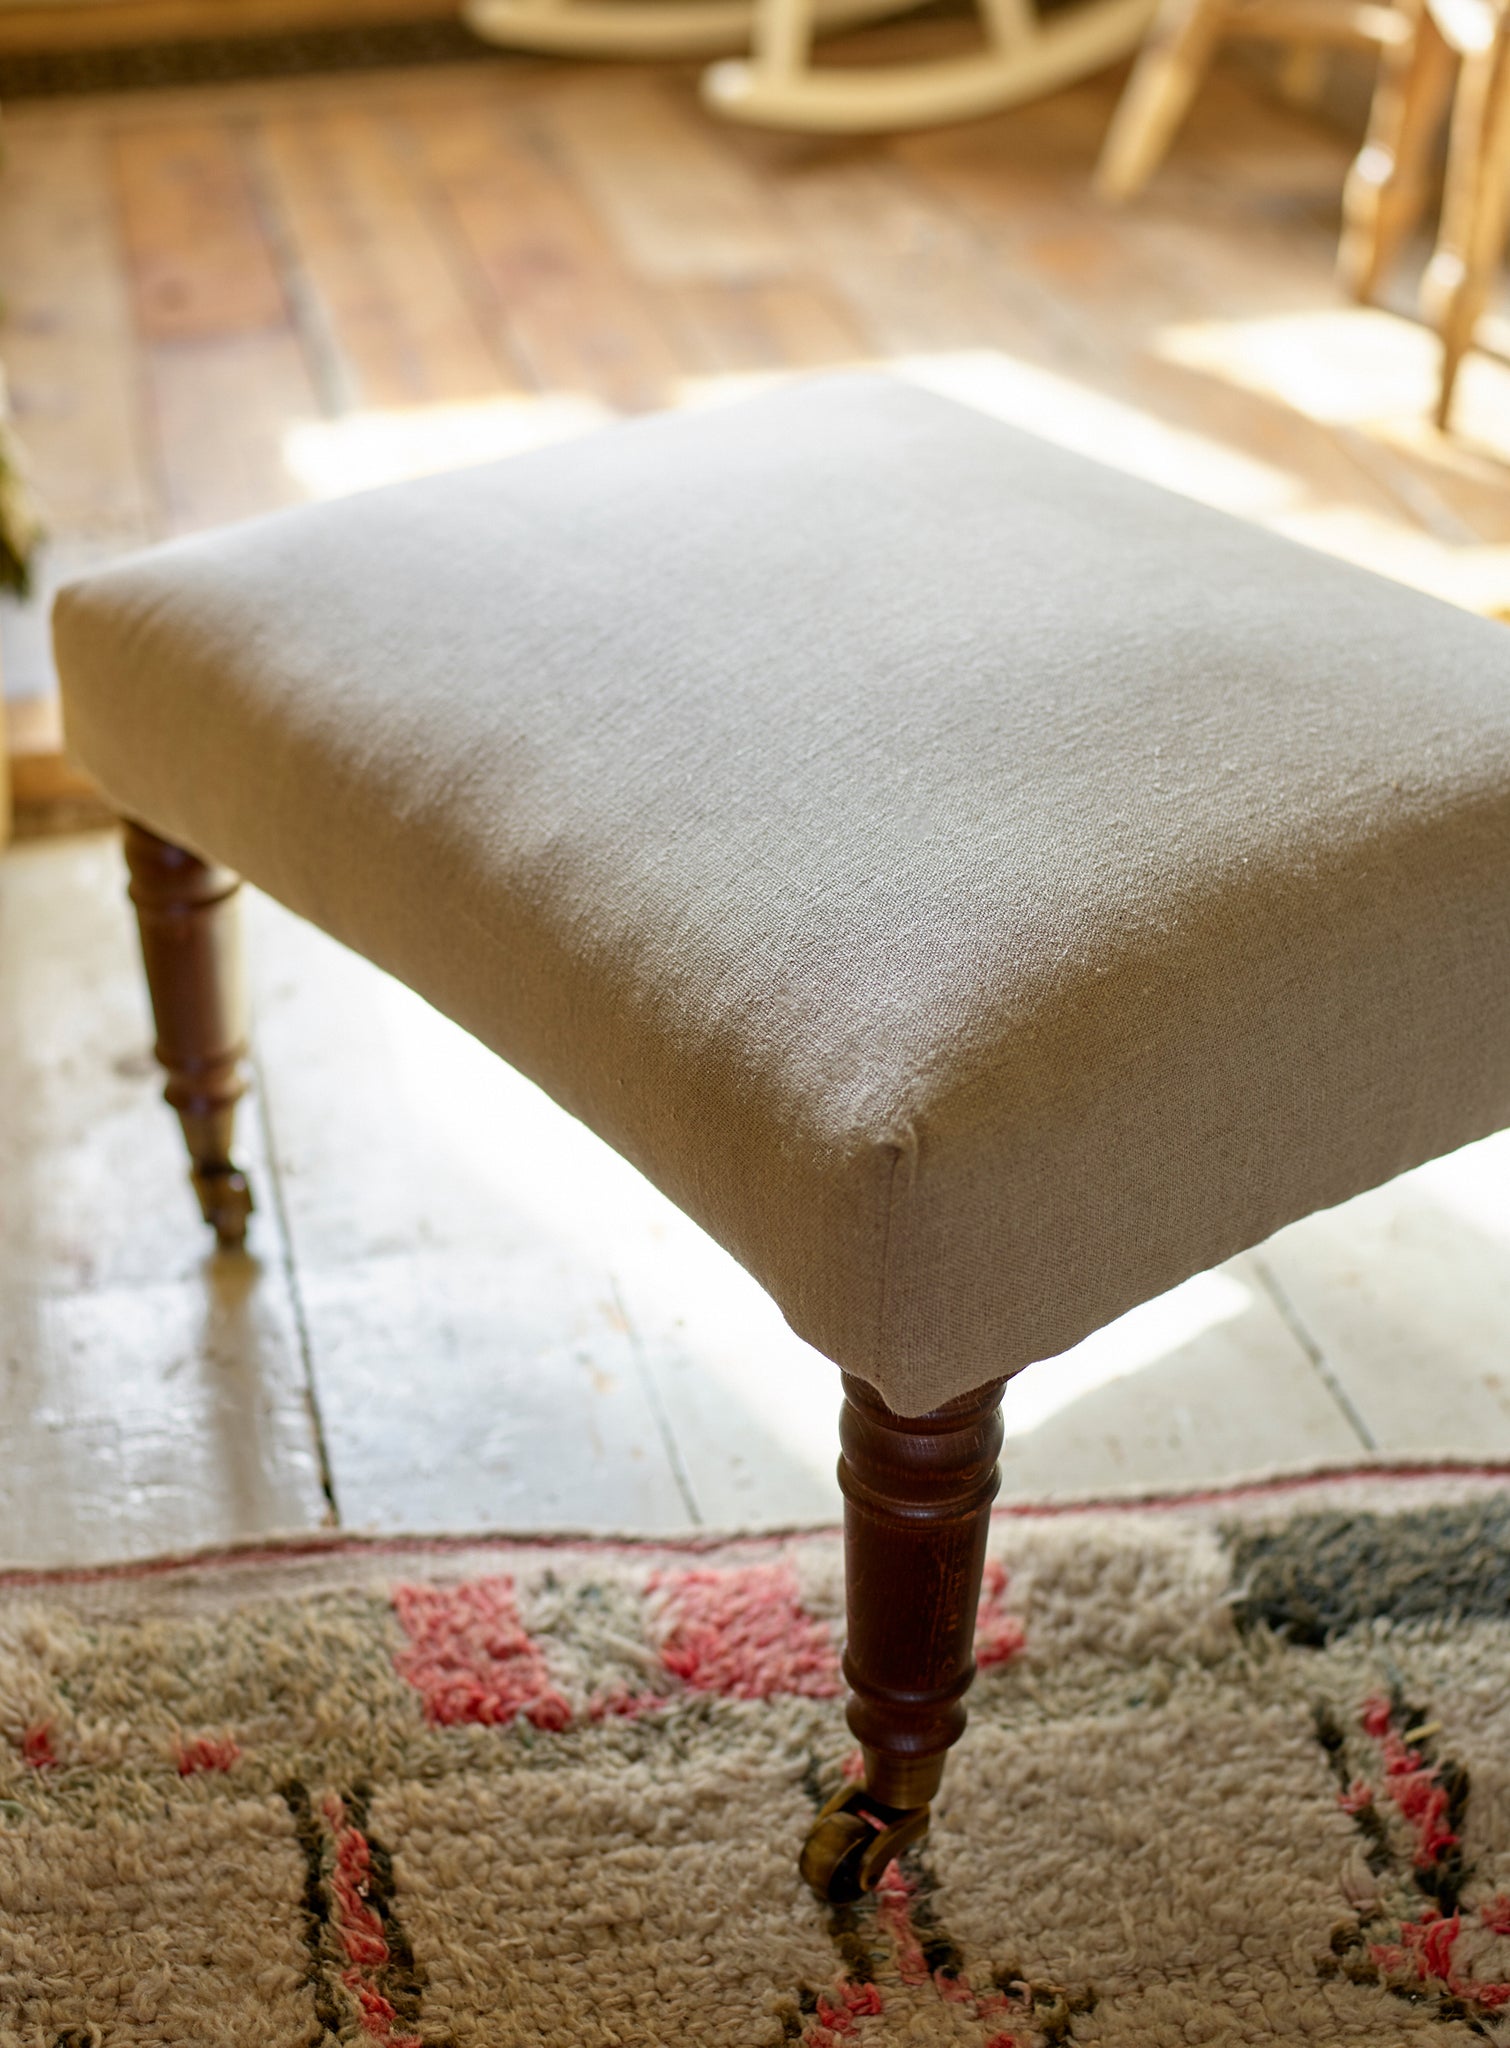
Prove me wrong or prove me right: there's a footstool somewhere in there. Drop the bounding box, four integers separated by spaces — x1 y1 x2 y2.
53 376 1510 1901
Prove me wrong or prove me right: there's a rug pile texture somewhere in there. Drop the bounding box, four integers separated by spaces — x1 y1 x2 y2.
4 1467 1510 2045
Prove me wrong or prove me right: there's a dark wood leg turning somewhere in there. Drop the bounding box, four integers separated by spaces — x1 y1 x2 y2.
124 820 254 1248
800 1372 1006 1901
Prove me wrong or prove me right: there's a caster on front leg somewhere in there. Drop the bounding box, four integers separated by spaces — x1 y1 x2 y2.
799 1782 931 1902
192 1162 254 1249
803 1372 1007 1904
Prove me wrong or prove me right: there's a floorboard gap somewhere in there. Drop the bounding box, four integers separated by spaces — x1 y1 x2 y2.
1250 1249 1378 1453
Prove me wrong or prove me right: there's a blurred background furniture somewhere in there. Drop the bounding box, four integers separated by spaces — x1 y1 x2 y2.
462 0 917 58
1338 0 1510 425
699 0 1159 130
465 0 1159 131
1095 0 1406 199
1100 0 1510 429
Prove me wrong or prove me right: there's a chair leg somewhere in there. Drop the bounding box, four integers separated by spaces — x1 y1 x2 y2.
1337 0 1455 303
1421 16 1510 430
801 1372 1006 1902
1093 0 1226 201
123 820 254 1249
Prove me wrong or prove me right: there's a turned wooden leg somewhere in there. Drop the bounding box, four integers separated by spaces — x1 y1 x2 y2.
800 1372 1006 1902
123 820 254 1248
1337 0 1456 303
1421 14 1510 429
1093 0 1227 201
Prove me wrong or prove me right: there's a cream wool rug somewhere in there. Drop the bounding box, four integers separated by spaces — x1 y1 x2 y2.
4 1468 1510 2048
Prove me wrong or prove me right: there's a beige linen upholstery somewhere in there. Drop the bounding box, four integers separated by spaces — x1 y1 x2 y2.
54 376 1510 1415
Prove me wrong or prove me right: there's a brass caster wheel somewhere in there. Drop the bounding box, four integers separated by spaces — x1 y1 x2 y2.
192 1164 254 1250
799 1783 931 1902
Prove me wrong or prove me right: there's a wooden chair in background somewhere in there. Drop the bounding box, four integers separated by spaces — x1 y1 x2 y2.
1094 0 1408 202
1097 0 1510 431
1338 0 1510 425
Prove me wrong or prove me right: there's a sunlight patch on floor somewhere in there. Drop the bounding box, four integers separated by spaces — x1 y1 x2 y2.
1266 503 1510 613
1137 311 1510 610
1410 1128 1510 1245
1156 307 1448 427
896 348 1302 518
277 347 1309 524
1001 1268 1253 1439
281 393 618 499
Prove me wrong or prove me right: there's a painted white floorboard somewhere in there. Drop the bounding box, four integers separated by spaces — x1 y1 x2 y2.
0 833 242 1297
0 1265 327 1562
295 1246 696 1533
245 893 705 1529
1258 1131 1510 1457
995 1259 1362 1501
0 837 329 1562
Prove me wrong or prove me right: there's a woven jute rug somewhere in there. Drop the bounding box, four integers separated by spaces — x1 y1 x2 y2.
5 1466 1510 2047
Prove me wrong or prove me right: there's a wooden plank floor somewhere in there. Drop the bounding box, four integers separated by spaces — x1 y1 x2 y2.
3 52 1510 1560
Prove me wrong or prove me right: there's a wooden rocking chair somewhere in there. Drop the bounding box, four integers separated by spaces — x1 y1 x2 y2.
462 0 912 61
465 0 1158 132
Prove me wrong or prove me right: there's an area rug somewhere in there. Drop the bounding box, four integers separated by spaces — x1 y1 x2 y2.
4 1466 1510 2047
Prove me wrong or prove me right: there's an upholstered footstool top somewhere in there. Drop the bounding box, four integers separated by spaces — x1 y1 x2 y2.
54 376 1510 1415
